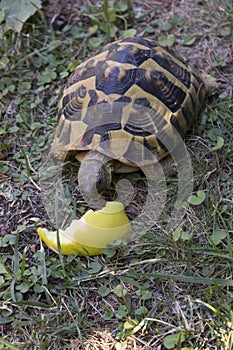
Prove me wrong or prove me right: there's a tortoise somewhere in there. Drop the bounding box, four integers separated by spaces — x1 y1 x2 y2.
51 36 218 199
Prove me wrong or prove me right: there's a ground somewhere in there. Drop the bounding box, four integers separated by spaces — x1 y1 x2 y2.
0 0 232 349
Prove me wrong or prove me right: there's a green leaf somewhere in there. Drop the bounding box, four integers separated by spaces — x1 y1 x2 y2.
98 285 111 297
212 55 227 67
103 306 114 320
183 35 196 46
48 40 62 52
163 332 185 349
114 2 128 12
180 231 192 241
173 227 183 241
121 28 137 38
88 262 102 274
220 26 231 37
114 284 127 298
108 9 116 23
116 305 128 319
209 228 228 245
16 282 30 293
173 227 192 241
0 262 7 274
161 22 173 31
102 247 116 257
135 306 148 316
37 69 57 84
136 289 152 300
0 8 5 23
171 14 185 26
158 34 175 47
1 234 17 247
109 25 118 38
115 341 127 350
0 55 9 69
88 24 98 35
0 337 20 349
210 136 224 151
0 317 12 325
1 0 42 33
88 36 104 49
188 190 206 206
202 265 215 277
207 127 221 141
123 319 137 330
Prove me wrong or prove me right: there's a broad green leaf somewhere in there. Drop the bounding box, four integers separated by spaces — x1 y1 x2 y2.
88 36 104 49
114 284 127 297
161 22 173 31
48 40 62 52
0 55 9 69
183 35 196 46
88 24 98 35
188 190 206 206
207 127 221 141
0 262 7 274
210 136 224 151
173 227 192 241
114 2 128 12
109 25 118 38
16 283 30 293
173 227 183 241
116 305 128 319
135 305 148 316
163 332 185 349
220 26 231 37
102 247 116 257
171 14 185 26
158 34 175 47
180 231 192 241
121 28 137 38
104 307 113 320
108 9 116 23
209 228 228 245
136 289 152 300
202 265 215 277
1 0 42 33
123 319 138 330
115 341 127 350
88 262 102 274
98 285 111 297
212 55 227 67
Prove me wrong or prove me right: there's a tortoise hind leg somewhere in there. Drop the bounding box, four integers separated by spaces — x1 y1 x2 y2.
159 155 176 176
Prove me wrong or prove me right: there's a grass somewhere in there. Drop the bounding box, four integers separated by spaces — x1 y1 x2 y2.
0 0 233 349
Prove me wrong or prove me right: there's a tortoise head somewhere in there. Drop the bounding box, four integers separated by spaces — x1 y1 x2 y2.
77 151 113 199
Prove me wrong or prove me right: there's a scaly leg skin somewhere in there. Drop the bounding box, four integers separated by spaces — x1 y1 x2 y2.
159 155 176 176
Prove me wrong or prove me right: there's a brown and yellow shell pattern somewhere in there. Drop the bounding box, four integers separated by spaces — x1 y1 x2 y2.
51 37 207 166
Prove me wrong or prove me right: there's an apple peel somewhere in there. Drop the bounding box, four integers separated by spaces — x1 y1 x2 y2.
37 201 131 256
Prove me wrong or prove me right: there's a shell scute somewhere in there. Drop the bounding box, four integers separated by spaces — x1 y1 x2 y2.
52 37 207 165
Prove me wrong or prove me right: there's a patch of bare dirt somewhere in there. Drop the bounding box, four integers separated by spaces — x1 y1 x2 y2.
70 331 159 350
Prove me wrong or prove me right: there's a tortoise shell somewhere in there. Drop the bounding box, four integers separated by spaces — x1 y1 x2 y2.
51 37 207 167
